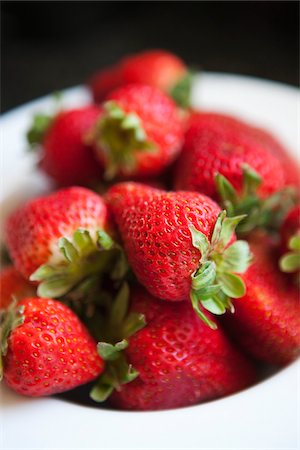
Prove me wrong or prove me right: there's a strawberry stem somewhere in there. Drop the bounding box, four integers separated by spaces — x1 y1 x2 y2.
189 211 252 328
93 101 156 179
215 164 297 235
30 228 128 299
90 282 146 402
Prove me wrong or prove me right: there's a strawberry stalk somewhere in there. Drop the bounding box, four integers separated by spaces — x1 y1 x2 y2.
189 211 252 329
93 101 156 180
30 228 128 298
0 299 25 380
90 283 146 402
215 164 296 235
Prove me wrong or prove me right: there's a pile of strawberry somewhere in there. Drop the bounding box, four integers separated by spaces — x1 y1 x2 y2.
1 50 300 411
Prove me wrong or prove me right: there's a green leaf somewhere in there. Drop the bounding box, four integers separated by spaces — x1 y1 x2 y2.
58 238 79 263
218 272 246 298
97 230 114 250
189 224 210 261
90 382 114 402
215 173 238 206
222 240 253 273
109 283 130 327
30 264 57 282
242 164 262 196
97 340 128 361
289 235 300 251
121 364 139 383
36 277 74 298
279 253 300 272
195 284 221 300
218 214 247 248
190 290 218 329
122 312 146 338
210 210 226 247
27 113 52 147
200 297 226 315
73 228 94 253
191 261 216 291
169 70 193 109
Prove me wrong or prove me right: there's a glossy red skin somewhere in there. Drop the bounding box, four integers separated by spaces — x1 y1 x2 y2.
106 182 220 301
224 232 300 365
40 106 103 186
5 187 108 279
280 205 300 253
89 50 187 103
4 297 103 396
174 112 289 199
96 84 185 178
110 287 256 411
0 266 36 309
88 66 123 103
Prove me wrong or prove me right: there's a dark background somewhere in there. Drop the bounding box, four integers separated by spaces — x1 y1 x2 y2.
1 1 299 112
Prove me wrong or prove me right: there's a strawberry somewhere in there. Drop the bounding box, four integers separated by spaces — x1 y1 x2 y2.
27 106 103 186
174 112 296 234
93 286 255 411
1 297 103 396
279 205 300 274
5 187 127 298
224 231 300 365
106 182 252 328
0 266 36 310
91 84 185 180
88 49 192 108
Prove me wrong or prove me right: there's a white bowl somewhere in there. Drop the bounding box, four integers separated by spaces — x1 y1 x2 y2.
1 73 299 450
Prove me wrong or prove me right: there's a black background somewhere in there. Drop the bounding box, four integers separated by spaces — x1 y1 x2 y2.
1 1 299 112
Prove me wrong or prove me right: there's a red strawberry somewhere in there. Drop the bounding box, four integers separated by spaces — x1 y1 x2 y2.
89 49 192 108
174 112 296 234
0 266 36 310
224 231 300 365
279 205 300 274
5 187 125 299
27 106 103 186
91 84 185 180
106 182 252 327
1 297 103 396
88 65 123 104
98 287 256 411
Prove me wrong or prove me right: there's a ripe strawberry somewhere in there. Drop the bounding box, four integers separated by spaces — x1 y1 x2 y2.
91 84 185 180
1 297 104 396
88 49 192 108
174 112 296 234
279 205 300 274
5 187 126 299
97 287 256 411
0 266 35 310
27 106 103 186
224 231 300 365
106 182 252 328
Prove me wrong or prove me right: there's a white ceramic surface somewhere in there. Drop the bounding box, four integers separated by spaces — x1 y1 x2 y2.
0 74 299 450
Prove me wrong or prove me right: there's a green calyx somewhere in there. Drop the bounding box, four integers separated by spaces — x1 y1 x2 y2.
27 113 53 147
0 299 25 380
30 228 128 299
94 101 156 180
279 234 300 273
90 283 146 402
215 164 297 235
169 70 194 109
189 211 253 329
